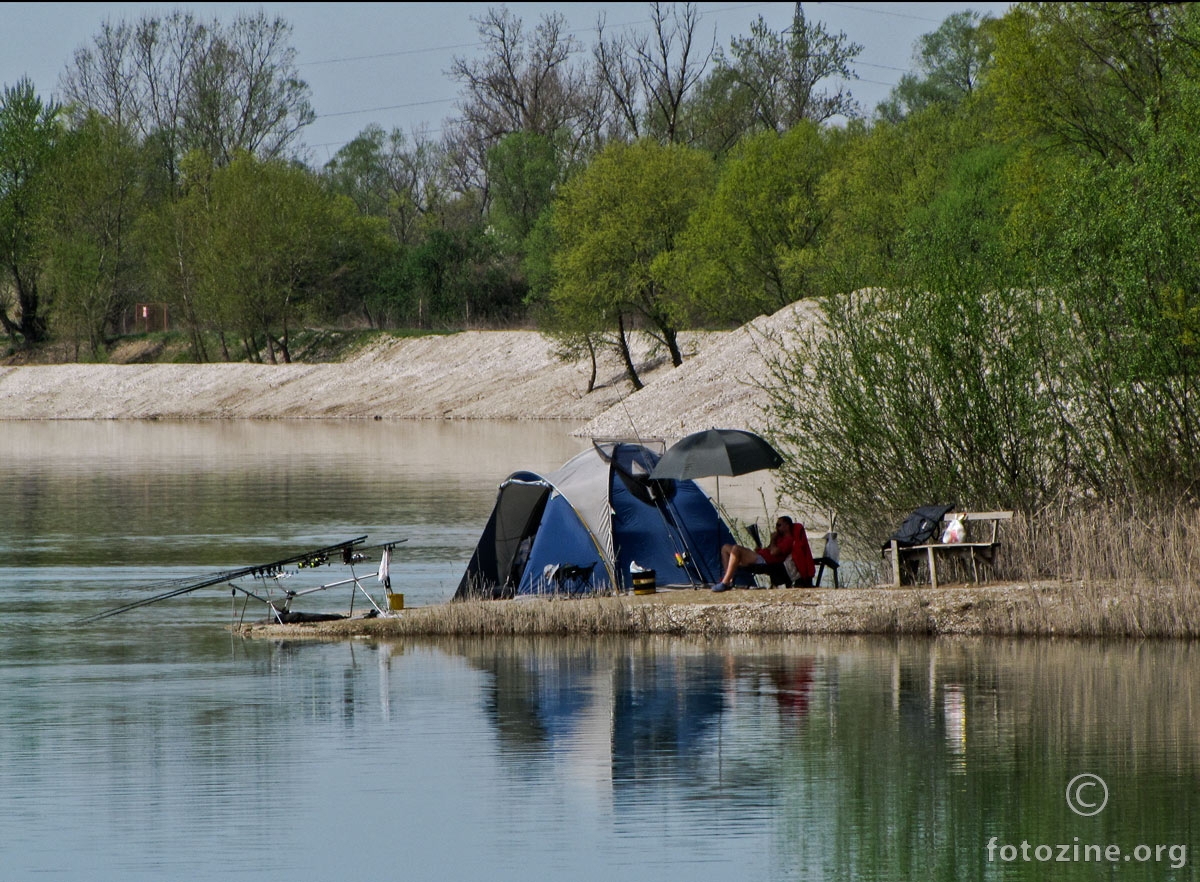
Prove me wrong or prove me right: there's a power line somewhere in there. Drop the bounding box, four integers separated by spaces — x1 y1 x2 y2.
814 2 944 24
856 60 910 73
299 3 784 70
316 97 454 120
306 42 480 66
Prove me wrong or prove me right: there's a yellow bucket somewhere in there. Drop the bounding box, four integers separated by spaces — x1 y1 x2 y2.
632 571 656 595
387 592 405 611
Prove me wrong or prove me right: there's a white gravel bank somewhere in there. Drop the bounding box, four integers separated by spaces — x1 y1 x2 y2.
0 302 820 439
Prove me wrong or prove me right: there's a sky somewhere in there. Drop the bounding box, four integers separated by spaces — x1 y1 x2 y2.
4 2 1012 166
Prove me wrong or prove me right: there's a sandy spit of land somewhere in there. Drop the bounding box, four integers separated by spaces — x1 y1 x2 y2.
0 302 820 438
237 581 1108 641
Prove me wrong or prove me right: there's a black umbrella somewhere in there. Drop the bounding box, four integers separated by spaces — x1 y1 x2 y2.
649 429 783 480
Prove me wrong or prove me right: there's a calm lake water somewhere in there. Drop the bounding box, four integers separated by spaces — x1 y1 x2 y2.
0 422 1195 881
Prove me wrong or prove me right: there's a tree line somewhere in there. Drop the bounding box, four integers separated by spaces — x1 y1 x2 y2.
0 3 862 363
2 2 1198 519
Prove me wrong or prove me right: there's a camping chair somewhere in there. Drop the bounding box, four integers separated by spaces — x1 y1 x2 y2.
745 522 816 587
814 531 840 588
544 562 597 595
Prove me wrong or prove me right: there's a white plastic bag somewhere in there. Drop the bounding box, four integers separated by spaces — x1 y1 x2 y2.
941 517 964 544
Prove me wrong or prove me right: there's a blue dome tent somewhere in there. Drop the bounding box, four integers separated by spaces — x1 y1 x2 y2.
455 441 738 598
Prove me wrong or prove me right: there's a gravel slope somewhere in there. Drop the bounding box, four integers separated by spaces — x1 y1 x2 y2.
0 303 820 437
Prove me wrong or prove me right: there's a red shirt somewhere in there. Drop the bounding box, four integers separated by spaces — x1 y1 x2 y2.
758 529 794 565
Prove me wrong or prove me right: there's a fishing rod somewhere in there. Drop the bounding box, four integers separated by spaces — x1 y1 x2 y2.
293 537 407 569
74 536 369 625
670 494 718 584
616 398 705 589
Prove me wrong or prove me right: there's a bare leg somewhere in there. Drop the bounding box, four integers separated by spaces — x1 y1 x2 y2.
720 543 759 586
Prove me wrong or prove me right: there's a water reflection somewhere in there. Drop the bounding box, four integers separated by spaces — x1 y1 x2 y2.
442 635 1199 881
3 625 1198 881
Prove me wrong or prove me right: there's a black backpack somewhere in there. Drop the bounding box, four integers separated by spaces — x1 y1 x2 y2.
884 503 956 549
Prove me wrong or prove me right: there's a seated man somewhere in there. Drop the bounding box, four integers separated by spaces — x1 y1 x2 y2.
714 516 795 591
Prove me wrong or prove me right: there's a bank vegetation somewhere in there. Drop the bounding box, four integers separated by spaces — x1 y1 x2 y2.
242 580 1200 641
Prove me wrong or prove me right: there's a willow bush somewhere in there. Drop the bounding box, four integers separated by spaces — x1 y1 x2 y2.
760 283 1058 546
762 276 1200 560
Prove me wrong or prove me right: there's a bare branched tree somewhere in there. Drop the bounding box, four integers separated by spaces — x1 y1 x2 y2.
593 2 715 144
182 12 314 164
445 8 602 200
62 10 313 175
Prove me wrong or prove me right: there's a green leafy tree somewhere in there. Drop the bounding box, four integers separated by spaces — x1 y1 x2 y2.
486 131 563 252
0 79 60 345
139 162 211 359
526 202 607 393
1036 90 1200 501
402 223 518 328
987 2 1200 164
147 153 346 362
321 214 403 330
551 139 713 388
40 113 144 358
877 10 997 122
674 123 835 323
208 155 345 361
900 143 1015 286
818 103 993 294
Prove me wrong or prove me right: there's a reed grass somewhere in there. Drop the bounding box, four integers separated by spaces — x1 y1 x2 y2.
995 506 1200 638
372 596 643 636
846 505 1200 638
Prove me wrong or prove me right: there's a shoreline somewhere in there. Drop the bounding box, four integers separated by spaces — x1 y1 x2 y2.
0 304 820 437
237 581 1199 641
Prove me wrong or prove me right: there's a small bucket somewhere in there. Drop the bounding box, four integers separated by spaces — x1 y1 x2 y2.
632 570 656 595
387 592 405 611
